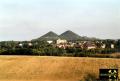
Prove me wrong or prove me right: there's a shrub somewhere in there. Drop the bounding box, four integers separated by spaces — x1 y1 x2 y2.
83 73 96 81
1 48 33 55
0 49 6 54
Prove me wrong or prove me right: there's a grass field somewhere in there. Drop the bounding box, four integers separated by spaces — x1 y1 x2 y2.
0 56 120 81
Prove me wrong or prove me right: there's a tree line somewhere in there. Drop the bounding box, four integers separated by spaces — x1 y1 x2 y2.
0 40 120 57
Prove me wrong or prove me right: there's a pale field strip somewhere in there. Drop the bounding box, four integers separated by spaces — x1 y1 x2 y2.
0 56 120 81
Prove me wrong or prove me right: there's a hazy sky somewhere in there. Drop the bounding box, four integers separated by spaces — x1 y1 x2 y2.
0 0 120 41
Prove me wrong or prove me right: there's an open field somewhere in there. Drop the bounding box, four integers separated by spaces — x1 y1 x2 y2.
0 56 120 81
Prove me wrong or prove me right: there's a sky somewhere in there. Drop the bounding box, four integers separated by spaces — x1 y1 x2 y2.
0 0 120 41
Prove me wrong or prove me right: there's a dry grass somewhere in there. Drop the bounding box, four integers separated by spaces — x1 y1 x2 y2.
0 55 120 81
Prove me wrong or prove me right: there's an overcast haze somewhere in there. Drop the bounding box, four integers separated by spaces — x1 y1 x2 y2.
0 0 120 41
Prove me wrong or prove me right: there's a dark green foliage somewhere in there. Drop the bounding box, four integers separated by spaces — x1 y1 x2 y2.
32 49 45 56
66 47 76 53
0 41 17 49
44 47 57 56
100 48 116 54
57 48 66 55
43 47 66 56
1 48 33 55
0 49 6 54
115 39 120 52
0 39 120 58
75 49 95 57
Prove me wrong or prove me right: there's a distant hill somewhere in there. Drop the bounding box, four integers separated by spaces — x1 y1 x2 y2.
81 36 99 41
34 31 60 41
32 30 99 41
59 30 83 41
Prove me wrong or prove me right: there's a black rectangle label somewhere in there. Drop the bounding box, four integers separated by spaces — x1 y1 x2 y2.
99 69 118 80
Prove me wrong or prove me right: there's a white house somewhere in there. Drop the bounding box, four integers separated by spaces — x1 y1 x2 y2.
28 43 32 46
47 40 53 44
101 44 106 49
111 44 114 48
87 45 96 50
19 43 23 47
56 39 67 44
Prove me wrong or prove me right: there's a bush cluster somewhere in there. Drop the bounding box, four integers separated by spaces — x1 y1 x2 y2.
0 47 119 58
0 40 120 58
